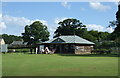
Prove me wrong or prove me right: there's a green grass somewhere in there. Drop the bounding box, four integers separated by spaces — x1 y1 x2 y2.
2 53 118 76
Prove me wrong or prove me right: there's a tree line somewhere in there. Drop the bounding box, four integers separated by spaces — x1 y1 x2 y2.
1 3 120 50
0 34 22 44
0 25 110 45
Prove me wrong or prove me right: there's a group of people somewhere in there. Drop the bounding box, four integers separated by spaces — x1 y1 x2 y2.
41 47 56 54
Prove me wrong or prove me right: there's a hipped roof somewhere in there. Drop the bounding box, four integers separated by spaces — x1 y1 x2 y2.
43 35 95 45
10 41 27 45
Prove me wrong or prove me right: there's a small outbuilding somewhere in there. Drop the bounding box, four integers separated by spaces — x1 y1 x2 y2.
42 35 95 54
9 41 28 48
0 38 8 53
0 38 5 45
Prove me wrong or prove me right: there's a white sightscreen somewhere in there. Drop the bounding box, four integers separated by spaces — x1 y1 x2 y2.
0 44 8 52
39 45 44 52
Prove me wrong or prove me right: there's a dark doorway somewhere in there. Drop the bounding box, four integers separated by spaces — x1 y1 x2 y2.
49 44 75 54
55 45 62 53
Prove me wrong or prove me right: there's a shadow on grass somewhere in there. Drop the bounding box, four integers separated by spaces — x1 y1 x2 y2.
58 54 119 57
3 52 119 57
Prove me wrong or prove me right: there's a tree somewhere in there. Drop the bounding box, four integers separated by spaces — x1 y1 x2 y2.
109 3 120 40
2 34 22 44
22 21 50 45
54 18 86 38
82 33 96 42
86 30 110 42
114 4 120 38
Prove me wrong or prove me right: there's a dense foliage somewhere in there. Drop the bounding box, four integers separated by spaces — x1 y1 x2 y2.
0 34 22 44
109 4 120 41
54 18 110 42
54 18 86 38
22 21 50 45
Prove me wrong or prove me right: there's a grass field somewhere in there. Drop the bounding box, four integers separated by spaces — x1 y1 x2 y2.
2 53 118 76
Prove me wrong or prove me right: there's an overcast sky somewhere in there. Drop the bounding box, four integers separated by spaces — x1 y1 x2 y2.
0 2 118 38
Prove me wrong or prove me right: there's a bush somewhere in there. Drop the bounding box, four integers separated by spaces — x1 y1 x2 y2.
92 49 111 54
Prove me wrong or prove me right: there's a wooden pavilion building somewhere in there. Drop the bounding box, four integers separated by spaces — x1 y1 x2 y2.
42 35 95 54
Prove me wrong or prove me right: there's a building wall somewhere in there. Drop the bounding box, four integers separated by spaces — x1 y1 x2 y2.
75 45 93 54
43 44 75 54
0 39 7 52
43 44 94 54
0 44 8 52
0 39 5 45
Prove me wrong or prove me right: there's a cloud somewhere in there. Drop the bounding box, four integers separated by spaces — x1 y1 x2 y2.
0 14 7 33
0 13 2 20
48 26 56 39
1 15 48 35
2 15 31 27
86 24 114 33
49 17 68 38
89 2 111 11
80 8 85 11
1 15 56 38
61 2 71 9
114 2 118 5
54 17 69 24
0 22 6 29
2 15 48 27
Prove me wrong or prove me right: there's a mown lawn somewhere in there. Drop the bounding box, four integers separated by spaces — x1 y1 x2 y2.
2 53 118 76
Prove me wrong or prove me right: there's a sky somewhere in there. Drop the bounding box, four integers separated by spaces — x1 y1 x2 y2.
0 2 118 38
